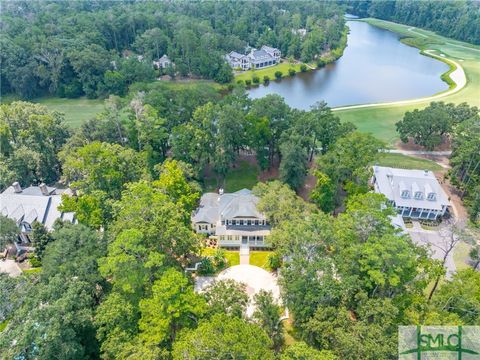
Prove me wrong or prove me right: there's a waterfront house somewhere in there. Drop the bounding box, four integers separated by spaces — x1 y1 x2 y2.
225 45 281 70
372 166 450 220
192 189 271 249
0 182 76 253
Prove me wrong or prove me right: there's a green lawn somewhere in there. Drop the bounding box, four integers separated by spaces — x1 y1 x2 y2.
336 18 480 144
201 248 240 268
22 267 42 274
235 62 308 83
205 160 260 193
34 97 105 128
453 241 471 271
249 251 273 271
376 153 443 171
0 320 8 333
225 251 240 267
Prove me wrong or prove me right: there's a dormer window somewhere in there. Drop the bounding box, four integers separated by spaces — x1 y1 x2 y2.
401 190 410 198
427 192 436 201
414 191 423 200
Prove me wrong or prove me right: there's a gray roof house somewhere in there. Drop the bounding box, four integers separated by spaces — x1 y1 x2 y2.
372 166 450 220
225 45 281 71
192 189 271 249
0 182 76 252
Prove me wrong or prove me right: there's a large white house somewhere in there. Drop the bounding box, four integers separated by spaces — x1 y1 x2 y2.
192 189 271 249
225 45 281 70
0 182 75 253
372 166 450 220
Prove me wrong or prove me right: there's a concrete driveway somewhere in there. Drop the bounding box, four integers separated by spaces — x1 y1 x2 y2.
195 265 280 317
0 259 22 277
407 222 457 279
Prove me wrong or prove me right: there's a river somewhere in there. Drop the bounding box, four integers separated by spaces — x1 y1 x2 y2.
247 21 450 109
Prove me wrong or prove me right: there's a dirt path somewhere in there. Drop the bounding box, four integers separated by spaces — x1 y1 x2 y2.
331 50 466 112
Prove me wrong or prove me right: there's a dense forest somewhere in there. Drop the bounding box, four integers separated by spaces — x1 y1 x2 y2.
345 0 480 45
2 96 480 359
0 1 346 99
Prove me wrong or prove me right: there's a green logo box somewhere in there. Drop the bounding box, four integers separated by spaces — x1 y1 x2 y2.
399 326 480 359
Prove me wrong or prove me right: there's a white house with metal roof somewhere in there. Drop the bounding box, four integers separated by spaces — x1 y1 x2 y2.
372 166 450 220
0 182 75 252
225 45 281 70
192 189 271 249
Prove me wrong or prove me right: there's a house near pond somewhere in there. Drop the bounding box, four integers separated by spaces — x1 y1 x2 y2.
372 166 450 220
0 182 76 254
192 189 271 249
225 45 281 70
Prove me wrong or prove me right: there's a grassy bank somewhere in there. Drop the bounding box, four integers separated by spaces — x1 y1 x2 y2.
376 153 443 171
336 18 480 144
234 62 306 83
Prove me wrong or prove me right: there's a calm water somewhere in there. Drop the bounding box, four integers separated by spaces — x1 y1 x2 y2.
247 21 449 109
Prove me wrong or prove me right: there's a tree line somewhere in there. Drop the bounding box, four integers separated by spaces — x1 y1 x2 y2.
1 1 346 99
344 0 480 45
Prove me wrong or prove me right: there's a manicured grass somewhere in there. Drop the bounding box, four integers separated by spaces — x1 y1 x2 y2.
201 248 240 268
453 241 471 271
225 251 240 267
336 18 480 144
234 62 307 83
224 161 259 192
376 153 443 171
35 97 105 128
249 251 273 271
0 320 8 332
22 267 42 274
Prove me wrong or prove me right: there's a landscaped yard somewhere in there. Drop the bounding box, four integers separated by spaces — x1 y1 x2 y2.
204 160 260 193
376 153 443 171
249 251 273 271
201 248 240 268
234 62 308 83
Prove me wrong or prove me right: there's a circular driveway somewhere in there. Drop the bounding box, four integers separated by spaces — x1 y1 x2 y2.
217 265 280 300
195 265 281 317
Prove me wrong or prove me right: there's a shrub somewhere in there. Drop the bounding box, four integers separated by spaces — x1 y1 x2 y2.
252 75 260 84
268 252 282 271
212 248 227 270
300 64 307 72
29 256 42 268
198 257 215 275
245 79 252 86
288 68 296 76
274 71 283 79
236 80 244 85
317 58 326 68
263 75 270 84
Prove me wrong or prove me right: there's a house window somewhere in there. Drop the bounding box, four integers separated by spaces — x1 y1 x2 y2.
401 190 410 198
414 192 423 200
236 219 240 225
247 220 251 225
427 193 436 201
228 220 232 225
254 220 259 226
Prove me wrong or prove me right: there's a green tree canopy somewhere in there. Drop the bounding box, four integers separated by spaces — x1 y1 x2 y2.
172 314 275 360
